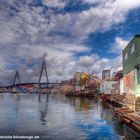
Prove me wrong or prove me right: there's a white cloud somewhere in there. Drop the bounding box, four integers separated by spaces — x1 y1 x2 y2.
75 55 112 77
110 55 123 73
108 36 130 74
73 0 140 36
78 55 99 67
109 37 129 54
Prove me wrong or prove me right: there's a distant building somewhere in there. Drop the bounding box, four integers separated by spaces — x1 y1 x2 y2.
112 70 123 81
122 35 140 111
60 80 73 93
100 81 118 95
75 72 81 86
102 69 110 80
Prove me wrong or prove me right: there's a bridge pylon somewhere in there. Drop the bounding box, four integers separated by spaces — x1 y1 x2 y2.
38 58 49 88
12 70 20 87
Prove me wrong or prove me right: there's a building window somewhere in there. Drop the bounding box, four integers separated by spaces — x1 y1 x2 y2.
130 44 135 54
137 66 140 84
124 52 128 60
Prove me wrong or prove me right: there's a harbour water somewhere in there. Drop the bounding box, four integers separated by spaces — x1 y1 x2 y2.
0 93 139 140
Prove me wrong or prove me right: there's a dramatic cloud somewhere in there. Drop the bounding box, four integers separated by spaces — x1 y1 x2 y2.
74 0 140 36
0 0 140 85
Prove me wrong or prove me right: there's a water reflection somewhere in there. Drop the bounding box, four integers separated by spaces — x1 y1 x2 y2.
0 94 139 140
65 97 122 140
39 94 49 125
13 94 20 113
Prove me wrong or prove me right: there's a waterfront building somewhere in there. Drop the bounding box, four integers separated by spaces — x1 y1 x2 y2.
102 69 111 80
100 81 118 95
112 70 123 95
120 78 125 95
74 72 82 91
122 35 140 111
60 80 73 93
100 70 121 95
80 73 100 92
112 70 123 81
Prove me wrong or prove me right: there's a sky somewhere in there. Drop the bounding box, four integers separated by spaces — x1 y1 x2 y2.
0 0 140 85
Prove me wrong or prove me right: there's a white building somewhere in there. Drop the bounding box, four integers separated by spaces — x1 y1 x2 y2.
100 81 118 95
120 78 125 95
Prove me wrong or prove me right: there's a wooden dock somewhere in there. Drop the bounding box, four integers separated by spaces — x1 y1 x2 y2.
115 107 140 134
99 94 140 134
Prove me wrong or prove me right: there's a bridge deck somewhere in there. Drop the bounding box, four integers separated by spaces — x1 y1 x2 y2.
0 82 61 88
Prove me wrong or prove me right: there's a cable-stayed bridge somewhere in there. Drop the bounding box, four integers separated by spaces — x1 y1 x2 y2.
0 59 61 93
